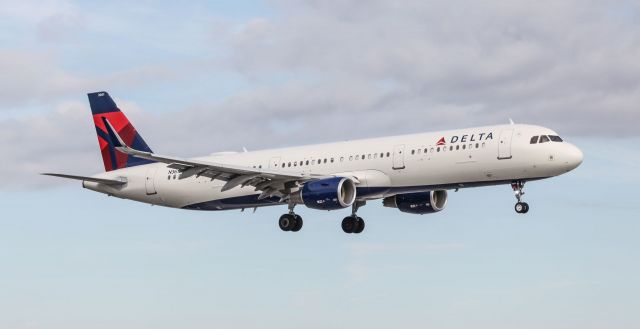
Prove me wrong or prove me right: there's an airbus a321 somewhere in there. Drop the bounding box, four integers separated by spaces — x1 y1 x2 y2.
44 92 584 234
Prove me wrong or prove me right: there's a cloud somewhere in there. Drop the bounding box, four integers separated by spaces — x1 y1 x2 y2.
0 49 182 111
223 0 640 136
0 101 101 189
0 51 82 109
36 11 86 42
2 0 640 189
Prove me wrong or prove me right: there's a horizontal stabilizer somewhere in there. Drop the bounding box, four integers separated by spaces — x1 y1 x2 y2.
41 173 127 186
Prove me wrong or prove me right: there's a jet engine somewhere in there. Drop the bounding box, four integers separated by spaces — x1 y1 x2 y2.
383 190 448 214
291 177 357 210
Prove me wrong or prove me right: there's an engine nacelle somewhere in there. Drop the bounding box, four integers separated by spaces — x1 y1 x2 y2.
292 177 357 210
383 190 448 214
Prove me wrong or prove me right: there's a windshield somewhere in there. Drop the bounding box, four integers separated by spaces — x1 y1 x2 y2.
549 135 563 142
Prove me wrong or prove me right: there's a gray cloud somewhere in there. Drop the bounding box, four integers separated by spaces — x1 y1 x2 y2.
223 0 640 135
2 0 640 189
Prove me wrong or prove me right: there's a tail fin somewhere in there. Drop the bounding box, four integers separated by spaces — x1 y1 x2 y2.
88 91 154 172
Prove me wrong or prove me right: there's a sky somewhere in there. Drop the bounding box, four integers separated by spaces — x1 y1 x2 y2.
0 0 639 328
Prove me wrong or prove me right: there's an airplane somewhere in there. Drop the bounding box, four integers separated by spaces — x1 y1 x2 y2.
43 91 584 234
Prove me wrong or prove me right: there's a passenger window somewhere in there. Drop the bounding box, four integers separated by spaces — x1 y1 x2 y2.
324 159 327 163
424 148 428 153
386 152 390 157
456 145 459 150
462 145 466 150
368 154 371 159
530 136 539 144
349 156 353 161
331 158 334 163
340 157 344 162
430 147 434 153
306 160 309 165
539 135 550 143
374 153 378 159
449 146 453 151
437 147 440 152
475 143 479 148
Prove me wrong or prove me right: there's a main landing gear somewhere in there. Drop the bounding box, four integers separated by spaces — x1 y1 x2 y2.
279 204 303 232
278 201 367 234
342 201 366 234
511 181 530 214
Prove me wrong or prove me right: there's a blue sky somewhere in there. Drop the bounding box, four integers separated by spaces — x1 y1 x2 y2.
1 1 639 328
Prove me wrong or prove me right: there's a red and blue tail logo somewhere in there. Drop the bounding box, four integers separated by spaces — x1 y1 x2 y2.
88 91 154 172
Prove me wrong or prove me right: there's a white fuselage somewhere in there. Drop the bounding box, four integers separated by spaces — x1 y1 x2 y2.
83 124 583 210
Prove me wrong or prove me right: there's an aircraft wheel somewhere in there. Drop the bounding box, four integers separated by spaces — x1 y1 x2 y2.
353 217 365 234
341 216 356 234
291 214 303 232
515 202 527 214
279 214 295 231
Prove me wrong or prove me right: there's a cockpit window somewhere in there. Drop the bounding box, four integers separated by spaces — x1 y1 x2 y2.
530 136 539 144
539 135 550 143
549 135 563 142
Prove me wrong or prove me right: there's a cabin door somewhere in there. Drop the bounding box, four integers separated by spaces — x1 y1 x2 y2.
392 145 406 170
145 167 158 195
498 129 514 160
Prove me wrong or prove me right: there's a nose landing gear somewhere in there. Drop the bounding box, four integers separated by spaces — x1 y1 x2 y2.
512 181 529 214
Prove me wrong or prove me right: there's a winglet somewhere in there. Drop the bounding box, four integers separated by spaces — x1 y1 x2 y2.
509 118 515 125
102 117 127 149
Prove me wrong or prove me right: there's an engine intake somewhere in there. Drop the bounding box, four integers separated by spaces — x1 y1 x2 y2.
292 177 357 210
383 190 448 214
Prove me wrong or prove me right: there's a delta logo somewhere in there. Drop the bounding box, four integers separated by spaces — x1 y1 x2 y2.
436 132 494 145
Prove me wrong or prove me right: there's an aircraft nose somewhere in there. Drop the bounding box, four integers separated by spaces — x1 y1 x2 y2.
564 143 584 171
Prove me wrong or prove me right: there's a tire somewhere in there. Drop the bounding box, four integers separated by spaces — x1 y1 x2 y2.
279 214 293 231
353 217 365 234
522 203 530 214
291 215 303 232
341 216 355 234
515 202 525 214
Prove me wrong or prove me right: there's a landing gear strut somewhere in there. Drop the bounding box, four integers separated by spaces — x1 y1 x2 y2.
511 181 529 214
279 203 303 232
342 201 366 234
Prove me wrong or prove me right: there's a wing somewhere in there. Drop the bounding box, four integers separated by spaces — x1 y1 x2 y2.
102 117 326 199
